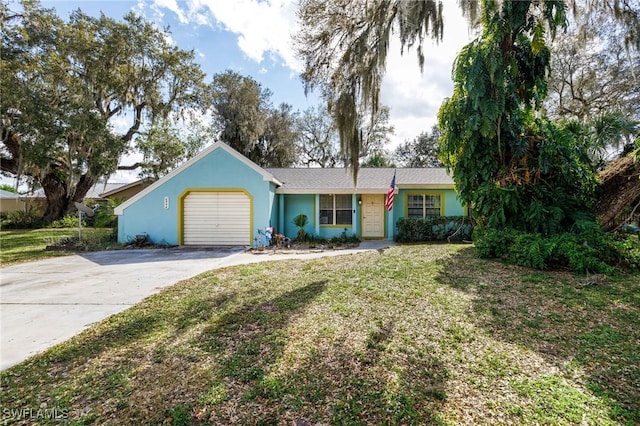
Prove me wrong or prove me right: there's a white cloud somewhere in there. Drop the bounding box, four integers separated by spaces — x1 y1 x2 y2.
381 7 475 148
151 0 302 71
151 0 188 23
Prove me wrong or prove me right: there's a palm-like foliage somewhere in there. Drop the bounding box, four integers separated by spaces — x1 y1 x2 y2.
292 214 309 240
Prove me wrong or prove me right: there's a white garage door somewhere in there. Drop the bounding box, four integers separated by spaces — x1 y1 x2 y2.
183 192 251 245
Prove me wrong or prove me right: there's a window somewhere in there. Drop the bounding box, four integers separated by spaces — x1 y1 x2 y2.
320 194 352 225
407 194 442 218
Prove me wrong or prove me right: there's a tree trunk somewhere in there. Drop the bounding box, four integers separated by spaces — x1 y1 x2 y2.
41 172 69 222
596 155 640 228
40 172 97 222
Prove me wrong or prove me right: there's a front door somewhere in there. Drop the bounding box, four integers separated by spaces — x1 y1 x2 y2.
361 194 385 238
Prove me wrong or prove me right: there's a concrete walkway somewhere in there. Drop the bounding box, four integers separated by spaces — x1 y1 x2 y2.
0 240 391 370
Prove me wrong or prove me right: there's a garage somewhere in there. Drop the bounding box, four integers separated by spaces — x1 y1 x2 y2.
182 191 251 245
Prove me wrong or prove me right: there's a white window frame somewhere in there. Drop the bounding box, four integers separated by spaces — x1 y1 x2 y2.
407 193 443 218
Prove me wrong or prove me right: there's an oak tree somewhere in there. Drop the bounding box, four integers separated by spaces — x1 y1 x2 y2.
1 1 208 221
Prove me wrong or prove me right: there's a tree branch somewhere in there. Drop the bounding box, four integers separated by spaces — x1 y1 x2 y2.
120 103 145 143
117 162 141 170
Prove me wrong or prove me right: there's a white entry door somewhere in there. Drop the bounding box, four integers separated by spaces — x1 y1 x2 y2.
361 194 385 238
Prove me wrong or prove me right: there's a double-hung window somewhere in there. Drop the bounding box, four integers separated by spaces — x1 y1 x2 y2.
320 194 352 225
407 193 442 218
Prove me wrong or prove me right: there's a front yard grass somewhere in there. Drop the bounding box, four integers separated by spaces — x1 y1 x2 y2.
1 244 638 425
0 228 116 266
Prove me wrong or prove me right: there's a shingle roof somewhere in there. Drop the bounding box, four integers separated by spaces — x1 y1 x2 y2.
266 168 454 193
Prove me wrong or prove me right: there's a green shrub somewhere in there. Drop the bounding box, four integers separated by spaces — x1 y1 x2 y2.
1 209 44 229
508 233 553 270
93 206 117 228
473 227 518 258
395 216 473 243
48 214 84 228
329 230 359 245
475 223 623 274
612 234 640 272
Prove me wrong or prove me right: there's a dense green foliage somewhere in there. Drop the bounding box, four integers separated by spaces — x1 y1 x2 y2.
47 213 85 229
434 1 639 272
437 1 600 234
92 198 123 229
0 208 44 229
474 225 640 273
395 216 473 243
136 118 211 180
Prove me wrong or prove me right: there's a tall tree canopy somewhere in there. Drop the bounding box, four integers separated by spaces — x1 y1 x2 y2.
547 1 640 224
394 126 444 168
254 103 298 168
295 106 341 168
210 70 271 159
437 1 604 233
0 0 208 220
210 70 297 167
358 105 395 164
136 118 214 179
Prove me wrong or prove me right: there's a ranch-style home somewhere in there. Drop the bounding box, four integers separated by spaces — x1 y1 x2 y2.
114 142 466 246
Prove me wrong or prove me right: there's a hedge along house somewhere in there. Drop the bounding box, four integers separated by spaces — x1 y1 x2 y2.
114 142 466 246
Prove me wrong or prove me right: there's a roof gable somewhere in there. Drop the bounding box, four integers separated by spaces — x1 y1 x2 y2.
115 142 280 215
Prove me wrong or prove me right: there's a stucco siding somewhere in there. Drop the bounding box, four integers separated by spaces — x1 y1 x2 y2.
117 147 274 245
281 194 315 239
443 189 465 216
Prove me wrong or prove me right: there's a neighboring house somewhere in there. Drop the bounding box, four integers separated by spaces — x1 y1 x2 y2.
23 180 148 212
115 142 466 246
98 178 154 202
0 189 25 214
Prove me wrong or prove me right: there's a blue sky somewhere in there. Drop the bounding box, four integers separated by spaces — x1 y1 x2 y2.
8 0 474 185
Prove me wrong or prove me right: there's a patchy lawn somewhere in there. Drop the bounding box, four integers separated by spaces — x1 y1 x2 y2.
0 228 116 266
1 244 638 425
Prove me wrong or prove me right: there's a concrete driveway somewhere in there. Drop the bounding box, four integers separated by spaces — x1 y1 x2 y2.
0 241 390 370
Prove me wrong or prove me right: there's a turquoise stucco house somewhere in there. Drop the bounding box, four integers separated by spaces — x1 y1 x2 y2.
114 142 466 245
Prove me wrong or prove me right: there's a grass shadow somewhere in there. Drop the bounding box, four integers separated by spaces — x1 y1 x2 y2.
196 279 328 379
435 246 640 424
